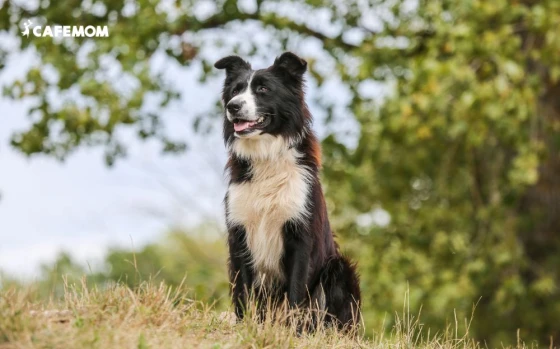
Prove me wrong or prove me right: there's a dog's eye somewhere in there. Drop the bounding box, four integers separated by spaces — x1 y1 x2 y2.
257 86 269 93
232 89 239 96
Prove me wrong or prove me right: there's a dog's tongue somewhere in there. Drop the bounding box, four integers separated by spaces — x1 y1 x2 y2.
234 121 256 132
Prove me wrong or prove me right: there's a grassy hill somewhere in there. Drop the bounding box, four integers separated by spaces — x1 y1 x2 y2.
0 281 529 349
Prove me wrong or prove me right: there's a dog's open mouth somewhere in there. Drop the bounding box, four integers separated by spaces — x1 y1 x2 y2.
233 116 266 133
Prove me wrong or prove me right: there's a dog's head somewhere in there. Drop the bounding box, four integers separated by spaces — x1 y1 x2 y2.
215 52 308 143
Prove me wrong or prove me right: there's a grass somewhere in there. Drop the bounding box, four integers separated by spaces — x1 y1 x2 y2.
0 280 535 349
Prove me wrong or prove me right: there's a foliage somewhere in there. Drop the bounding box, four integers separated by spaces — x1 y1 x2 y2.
4 228 230 308
2 0 560 346
103 228 229 307
320 0 560 346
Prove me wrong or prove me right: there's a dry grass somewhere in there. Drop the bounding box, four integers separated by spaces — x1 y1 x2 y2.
0 280 533 349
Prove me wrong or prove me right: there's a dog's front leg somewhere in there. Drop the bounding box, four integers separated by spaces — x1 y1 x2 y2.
228 225 253 320
284 223 311 308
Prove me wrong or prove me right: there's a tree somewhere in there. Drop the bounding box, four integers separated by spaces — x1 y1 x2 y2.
2 0 559 345
104 228 229 307
320 0 560 345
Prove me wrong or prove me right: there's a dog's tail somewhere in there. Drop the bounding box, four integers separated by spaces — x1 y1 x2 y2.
318 255 361 330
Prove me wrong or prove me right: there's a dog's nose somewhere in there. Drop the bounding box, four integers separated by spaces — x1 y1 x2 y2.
227 101 242 114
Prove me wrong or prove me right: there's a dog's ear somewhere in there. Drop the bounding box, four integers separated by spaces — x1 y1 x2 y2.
214 56 251 76
272 52 307 78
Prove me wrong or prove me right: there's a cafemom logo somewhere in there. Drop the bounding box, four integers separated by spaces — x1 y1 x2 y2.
21 20 109 38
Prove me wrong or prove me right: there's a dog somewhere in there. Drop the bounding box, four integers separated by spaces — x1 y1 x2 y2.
215 52 361 330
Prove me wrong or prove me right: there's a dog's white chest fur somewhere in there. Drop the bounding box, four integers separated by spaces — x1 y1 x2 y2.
227 136 311 286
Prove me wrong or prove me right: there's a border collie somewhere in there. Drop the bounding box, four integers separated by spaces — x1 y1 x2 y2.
215 52 361 330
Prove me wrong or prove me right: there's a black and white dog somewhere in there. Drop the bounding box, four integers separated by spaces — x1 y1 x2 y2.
215 52 361 329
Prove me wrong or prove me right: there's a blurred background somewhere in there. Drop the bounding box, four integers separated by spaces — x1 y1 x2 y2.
1 0 559 346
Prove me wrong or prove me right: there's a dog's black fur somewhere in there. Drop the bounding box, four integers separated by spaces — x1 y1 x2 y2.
215 52 361 330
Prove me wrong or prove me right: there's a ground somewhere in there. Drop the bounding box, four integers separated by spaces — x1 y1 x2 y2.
0 281 528 348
